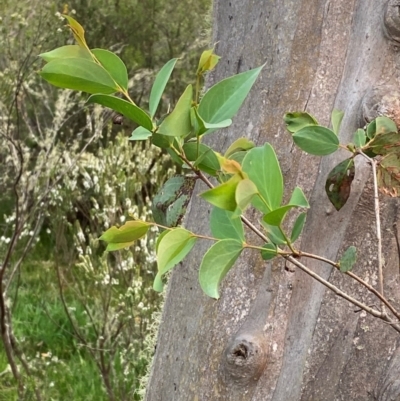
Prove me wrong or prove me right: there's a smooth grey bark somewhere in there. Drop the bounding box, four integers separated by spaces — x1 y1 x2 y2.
145 1 400 400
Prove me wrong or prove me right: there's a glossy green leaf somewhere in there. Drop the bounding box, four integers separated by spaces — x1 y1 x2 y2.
100 220 150 251
199 239 243 299
235 178 258 211
40 58 117 94
339 246 357 272
224 137 255 158
39 45 92 62
331 109 344 136
210 207 244 241
325 158 355 211
191 106 232 136
129 126 153 141
87 94 153 130
149 58 178 118
157 228 197 275
290 212 307 243
242 143 283 213
92 49 128 90
263 187 309 226
353 128 366 148
293 126 339 155
200 174 242 211
182 142 220 176
377 153 400 196
158 84 193 137
284 112 318 133
198 64 264 124
261 243 278 260
261 221 287 245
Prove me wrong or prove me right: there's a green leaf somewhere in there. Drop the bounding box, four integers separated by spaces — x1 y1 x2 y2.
87 94 153 130
291 212 307 243
366 120 376 140
339 246 357 272
235 179 258 211
199 239 243 299
129 126 152 141
92 49 128 90
288 187 309 208
293 126 339 155
182 142 220 176
224 137 255 158
242 143 283 213
261 243 278 260
261 221 287 245
191 107 232 136
262 206 295 226
198 64 264 124
325 158 355 211
100 220 150 251
151 133 174 149
366 117 397 140
263 187 309 226
149 58 178 118
331 109 344 136
210 207 244 241
39 45 92 62
153 273 164 292
228 151 247 165
158 84 193 137
377 153 400 196
284 112 318 133
353 128 366 148
40 58 118 94
200 174 242 211
157 228 197 275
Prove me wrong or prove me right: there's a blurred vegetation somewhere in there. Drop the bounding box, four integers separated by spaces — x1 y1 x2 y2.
0 0 211 399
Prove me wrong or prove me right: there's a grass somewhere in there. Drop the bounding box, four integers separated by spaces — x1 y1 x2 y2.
0 249 152 401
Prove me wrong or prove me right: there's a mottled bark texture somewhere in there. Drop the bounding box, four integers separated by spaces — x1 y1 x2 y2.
145 1 400 400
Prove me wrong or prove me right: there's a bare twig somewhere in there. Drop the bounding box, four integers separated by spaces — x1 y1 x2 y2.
359 151 385 313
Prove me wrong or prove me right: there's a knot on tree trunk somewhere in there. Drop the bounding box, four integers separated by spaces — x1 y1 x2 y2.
220 331 267 388
360 85 400 128
383 0 400 43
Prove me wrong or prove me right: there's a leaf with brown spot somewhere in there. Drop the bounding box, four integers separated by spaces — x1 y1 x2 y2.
325 158 355 211
364 131 400 156
378 153 400 197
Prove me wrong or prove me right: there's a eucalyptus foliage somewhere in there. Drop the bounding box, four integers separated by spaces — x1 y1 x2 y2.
40 16 400 302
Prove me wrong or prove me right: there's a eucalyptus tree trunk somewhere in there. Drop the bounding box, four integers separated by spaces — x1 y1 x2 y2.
145 1 400 400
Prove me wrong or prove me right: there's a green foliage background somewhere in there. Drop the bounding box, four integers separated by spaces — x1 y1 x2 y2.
0 0 211 399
